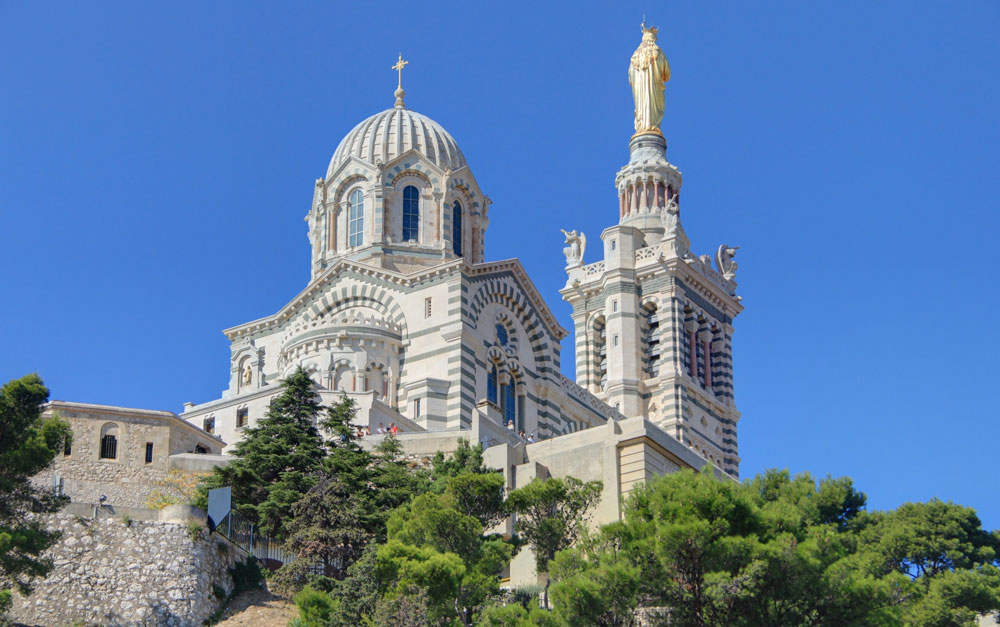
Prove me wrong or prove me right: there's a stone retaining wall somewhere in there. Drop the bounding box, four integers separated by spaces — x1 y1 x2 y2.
9 510 246 627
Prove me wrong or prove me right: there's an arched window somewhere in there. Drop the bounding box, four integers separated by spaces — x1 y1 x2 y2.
99 423 119 460
487 364 498 404
452 200 462 256
643 303 661 378
334 365 352 392
503 378 516 427
348 189 364 247
496 323 508 347
402 185 420 242
593 316 607 391
367 366 385 400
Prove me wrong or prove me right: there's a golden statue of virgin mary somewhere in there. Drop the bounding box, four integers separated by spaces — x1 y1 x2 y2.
629 23 671 135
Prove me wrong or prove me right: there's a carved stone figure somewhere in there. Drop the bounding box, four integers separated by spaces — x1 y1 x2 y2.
661 196 680 234
716 244 739 280
629 23 671 135
242 364 253 387
561 229 586 268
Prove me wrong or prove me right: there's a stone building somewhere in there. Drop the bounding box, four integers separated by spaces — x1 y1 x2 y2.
47 29 746 587
38 401 227 509
178 92 624 453
175 28 743 559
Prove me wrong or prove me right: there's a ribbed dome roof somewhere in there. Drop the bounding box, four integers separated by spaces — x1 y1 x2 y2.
327 108 466 178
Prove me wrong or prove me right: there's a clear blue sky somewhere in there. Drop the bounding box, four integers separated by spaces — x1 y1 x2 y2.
2 2 997 529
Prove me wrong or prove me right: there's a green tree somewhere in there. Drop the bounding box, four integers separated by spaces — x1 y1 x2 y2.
604 467 896 626
322 395 429 540
384 488 515 624
546 522 641 627
376 540 466 624
275 395 429 599
428 438 507 529
447 472 508 530
543 468 1000 627
506 476 602 608
0 374 72 600
197 367 327 539
272 475 371 595
857 499 1000 626
430 438 489 480
373 584 432 627
476 599 560 627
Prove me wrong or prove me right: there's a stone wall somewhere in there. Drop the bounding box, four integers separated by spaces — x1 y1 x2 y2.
35 403 225 509
9 510 247 627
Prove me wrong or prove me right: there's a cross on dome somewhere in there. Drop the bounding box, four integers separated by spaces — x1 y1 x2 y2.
393 53 408 108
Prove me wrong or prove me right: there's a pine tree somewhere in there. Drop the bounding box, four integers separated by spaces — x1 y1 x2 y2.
201 366 327 539
0 374 72 604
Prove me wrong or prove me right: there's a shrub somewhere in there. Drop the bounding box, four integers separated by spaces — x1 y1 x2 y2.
229 557 264 595
0 588 11 618
294 585 339 627
187 519 204 541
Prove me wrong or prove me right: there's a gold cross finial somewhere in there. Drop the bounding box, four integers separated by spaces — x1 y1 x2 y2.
392 53 409 108
393 53 409 89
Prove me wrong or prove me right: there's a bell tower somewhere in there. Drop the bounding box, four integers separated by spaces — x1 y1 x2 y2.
560 25 744 477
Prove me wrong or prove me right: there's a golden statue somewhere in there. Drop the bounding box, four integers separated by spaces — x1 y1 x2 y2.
629 23 671 135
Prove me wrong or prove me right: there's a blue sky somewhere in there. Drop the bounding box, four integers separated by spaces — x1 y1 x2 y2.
1 2 997 529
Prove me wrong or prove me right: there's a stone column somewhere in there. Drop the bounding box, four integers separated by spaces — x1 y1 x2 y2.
685 319 698 379
329 203 339 254
697 327 713 389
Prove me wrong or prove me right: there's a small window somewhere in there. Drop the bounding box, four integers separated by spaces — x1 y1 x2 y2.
452 200 462 256
414 398 421 417
99 423 119 460
487 365 498 404
145 442 154 464
613 334 619 347
349 189 364 247
425 297 432 318
611 239 617 251
194 445 208 454
496 323 508 347
63 436 71 457
203 416 215 435
236 407 248 428
402 185 420 242
612 300 618 313
504 379 516 426
100 434 117 460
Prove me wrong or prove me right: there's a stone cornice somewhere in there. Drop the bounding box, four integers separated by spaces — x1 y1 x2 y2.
223 257 467 340
563 253 743 320
224 256 568 343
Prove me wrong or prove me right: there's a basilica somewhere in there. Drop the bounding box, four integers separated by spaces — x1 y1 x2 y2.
41 27 744 588
178 25 742 529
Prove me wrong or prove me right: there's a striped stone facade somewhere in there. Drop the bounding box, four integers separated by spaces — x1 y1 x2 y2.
561 132 744 477
180 102 621 451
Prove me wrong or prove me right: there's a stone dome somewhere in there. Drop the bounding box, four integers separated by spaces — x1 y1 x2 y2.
327 107 466 178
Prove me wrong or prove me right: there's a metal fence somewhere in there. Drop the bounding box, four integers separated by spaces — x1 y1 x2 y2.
214 510 296 569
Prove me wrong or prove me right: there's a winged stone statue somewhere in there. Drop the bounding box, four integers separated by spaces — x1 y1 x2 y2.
561 229 586 268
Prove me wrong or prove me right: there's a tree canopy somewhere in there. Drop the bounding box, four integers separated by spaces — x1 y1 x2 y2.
542 468 1000 627
0 373 71 608
197 366 327 539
